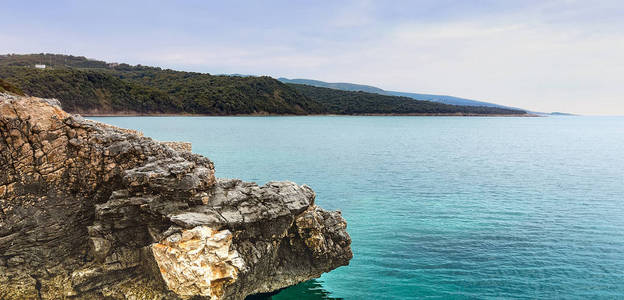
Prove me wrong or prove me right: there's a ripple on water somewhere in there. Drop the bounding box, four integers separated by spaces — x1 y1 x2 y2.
91 116 624 299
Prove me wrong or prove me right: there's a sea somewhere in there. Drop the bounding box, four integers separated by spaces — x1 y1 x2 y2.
90 115 624 299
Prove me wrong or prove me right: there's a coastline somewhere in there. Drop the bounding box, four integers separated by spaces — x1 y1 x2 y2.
0 94 353 299
80 112 540 117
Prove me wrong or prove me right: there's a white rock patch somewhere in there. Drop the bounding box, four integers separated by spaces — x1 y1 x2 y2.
151 226 246 299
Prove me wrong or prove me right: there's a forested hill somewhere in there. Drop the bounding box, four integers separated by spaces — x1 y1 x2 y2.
0 78 24 95
0 54 324 115
279 77 522 110
0 54 526 115
288 84 526 115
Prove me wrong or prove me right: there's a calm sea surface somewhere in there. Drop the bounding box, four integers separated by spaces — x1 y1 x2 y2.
91 116 624 299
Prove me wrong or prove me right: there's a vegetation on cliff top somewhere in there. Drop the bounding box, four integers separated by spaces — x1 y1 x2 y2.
288 84 525 115
0 78 25 95
0 54 526 115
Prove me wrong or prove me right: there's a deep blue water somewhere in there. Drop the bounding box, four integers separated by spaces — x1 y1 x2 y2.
91 116 624 299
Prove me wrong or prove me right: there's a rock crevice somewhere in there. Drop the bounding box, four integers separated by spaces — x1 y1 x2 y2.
0 93 352 299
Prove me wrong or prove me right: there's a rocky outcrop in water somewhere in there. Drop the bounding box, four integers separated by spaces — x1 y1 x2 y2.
0 93 352 299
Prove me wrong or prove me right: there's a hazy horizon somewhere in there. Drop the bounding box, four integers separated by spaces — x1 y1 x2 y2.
2 0 624 115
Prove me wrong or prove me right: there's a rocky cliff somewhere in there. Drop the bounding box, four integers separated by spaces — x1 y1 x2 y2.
0 93 352 299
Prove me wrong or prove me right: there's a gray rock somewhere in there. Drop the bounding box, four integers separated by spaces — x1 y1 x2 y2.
0 94 352 299
169 211 223 228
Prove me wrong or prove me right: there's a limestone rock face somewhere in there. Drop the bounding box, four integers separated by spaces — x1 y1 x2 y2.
0 93 352 299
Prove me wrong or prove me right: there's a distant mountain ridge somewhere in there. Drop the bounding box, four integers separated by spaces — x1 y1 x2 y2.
278 78 521 110
278 78 387 94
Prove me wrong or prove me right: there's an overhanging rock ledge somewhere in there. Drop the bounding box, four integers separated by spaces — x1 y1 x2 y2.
0 93 352 299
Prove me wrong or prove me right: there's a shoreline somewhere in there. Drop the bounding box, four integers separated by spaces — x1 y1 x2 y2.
80 112 540 117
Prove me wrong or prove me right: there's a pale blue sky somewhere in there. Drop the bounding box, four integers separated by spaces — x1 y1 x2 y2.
2 0 624 114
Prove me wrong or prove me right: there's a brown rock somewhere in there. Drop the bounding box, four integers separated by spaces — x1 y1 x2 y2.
0 93 352 299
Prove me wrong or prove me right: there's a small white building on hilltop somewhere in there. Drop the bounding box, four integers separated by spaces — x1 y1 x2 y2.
35 64 46 69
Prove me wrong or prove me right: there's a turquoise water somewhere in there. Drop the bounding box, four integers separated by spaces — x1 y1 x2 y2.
91 116 624 299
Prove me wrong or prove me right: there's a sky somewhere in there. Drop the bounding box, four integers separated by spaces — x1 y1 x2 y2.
2 0 624 114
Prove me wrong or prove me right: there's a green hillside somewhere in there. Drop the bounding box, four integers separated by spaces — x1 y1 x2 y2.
288 84 526 115
0 54 526 115
0 54 324 115
0 78 24 95
0 67 179 113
